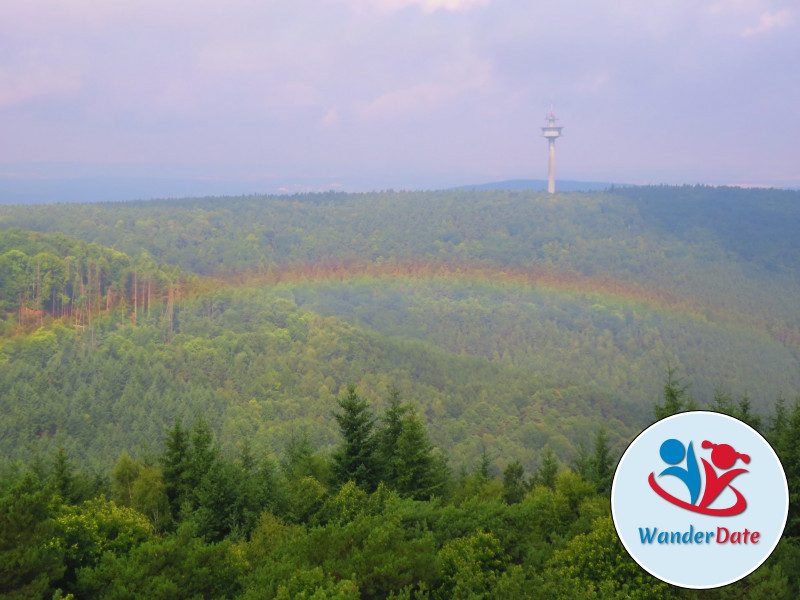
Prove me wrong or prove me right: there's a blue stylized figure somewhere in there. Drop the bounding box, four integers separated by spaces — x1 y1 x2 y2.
658 439 701 505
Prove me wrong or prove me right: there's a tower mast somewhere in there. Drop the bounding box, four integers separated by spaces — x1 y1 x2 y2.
541 109 563 194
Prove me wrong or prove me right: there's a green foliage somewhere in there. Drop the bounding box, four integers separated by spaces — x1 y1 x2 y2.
376 390 409 484
0 473 64 600
769 399 800 538
0 228 186 331
539 515 670 599
654 366 696 420
391 409 448 501
272 568 359 600
160 420 191 517
332 386 380 491
75 524 243 599
52 496 152 593
501 460 528 504
304 508 438 600
709 389 764 431
531 445 559 489
434 531 507 600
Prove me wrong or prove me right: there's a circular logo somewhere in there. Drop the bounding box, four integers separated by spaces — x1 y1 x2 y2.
611 411 788 589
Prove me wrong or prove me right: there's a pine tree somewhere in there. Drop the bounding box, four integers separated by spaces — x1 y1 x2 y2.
590 426 614 494
393 410 445 500
571 429 614 494
654 367 696 420
771 398 800 537
501 460 527 504
0 473 65 599
532 445 559 489
51 448 75 503
375 389 408 486
160 420 190 517
332 386 379 491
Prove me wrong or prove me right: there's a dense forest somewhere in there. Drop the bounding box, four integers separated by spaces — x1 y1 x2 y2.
3 382 800 599
1 185 799 597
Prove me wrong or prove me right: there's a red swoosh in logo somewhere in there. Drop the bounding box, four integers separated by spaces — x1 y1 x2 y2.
648 472 747 516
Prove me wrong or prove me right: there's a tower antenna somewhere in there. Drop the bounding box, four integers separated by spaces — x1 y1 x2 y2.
541 107 563 194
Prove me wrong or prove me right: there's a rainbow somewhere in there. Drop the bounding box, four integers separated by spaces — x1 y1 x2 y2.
207 261 772 336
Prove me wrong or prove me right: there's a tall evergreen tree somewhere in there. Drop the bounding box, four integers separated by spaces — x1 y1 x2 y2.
654 367 696 420
393 410 446 500
0 473 65 599
501 460 527 504
186 417 219 495
51 448 76 503
332 386 379 491
375 389 408 485
160 420 190 517
590 426 614 494
771 399 800 537
571 429 614 493
532 445 559 489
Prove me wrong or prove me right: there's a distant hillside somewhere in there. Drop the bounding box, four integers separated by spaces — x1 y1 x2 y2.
1 186 799 471
452 179 626 192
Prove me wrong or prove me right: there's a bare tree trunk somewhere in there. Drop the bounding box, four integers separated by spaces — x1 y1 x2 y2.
167 282 174 341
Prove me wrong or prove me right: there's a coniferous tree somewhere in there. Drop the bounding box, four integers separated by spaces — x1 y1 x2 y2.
476 445 492 481
52 448 75 503
571 441 591 481
501 460 527 504
282 430 329 484
654 367 696 420
590 426 614 494
186 418 219 496
375 389 408 486
532 445 559 489
0 473 65 599
160 420 190 517
332 386 379 491
571 429 614 493
771 399 800 537
392 409 446 500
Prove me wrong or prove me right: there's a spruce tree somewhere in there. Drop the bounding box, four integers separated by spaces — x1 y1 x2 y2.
501 460 527 504
533 445 559 489
375 389 408 486
160 420 190 517
654 367 696 420
393 410 444 500
590 426 614 494
332 386 379 491
0 473 65 599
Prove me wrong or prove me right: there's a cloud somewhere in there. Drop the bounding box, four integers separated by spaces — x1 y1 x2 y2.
0 65 81 110
359 83 447 118
337 0 489 14
320 107 341 128
357 51 491 120
742 9 792 36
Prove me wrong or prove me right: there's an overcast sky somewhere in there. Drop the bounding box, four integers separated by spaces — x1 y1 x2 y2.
1 0 798 192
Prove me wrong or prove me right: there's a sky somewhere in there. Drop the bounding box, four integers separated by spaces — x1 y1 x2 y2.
1 0 798 195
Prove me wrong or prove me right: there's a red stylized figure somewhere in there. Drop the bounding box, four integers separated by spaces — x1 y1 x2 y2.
697 441 749 511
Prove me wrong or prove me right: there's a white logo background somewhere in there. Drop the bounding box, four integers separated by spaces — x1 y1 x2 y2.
611 411 789 589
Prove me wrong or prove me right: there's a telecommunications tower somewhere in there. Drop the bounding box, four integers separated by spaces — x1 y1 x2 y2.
541 109 563 194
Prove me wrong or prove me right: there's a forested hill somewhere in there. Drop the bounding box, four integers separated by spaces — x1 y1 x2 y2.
614 185 800 274
0 186 799 474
